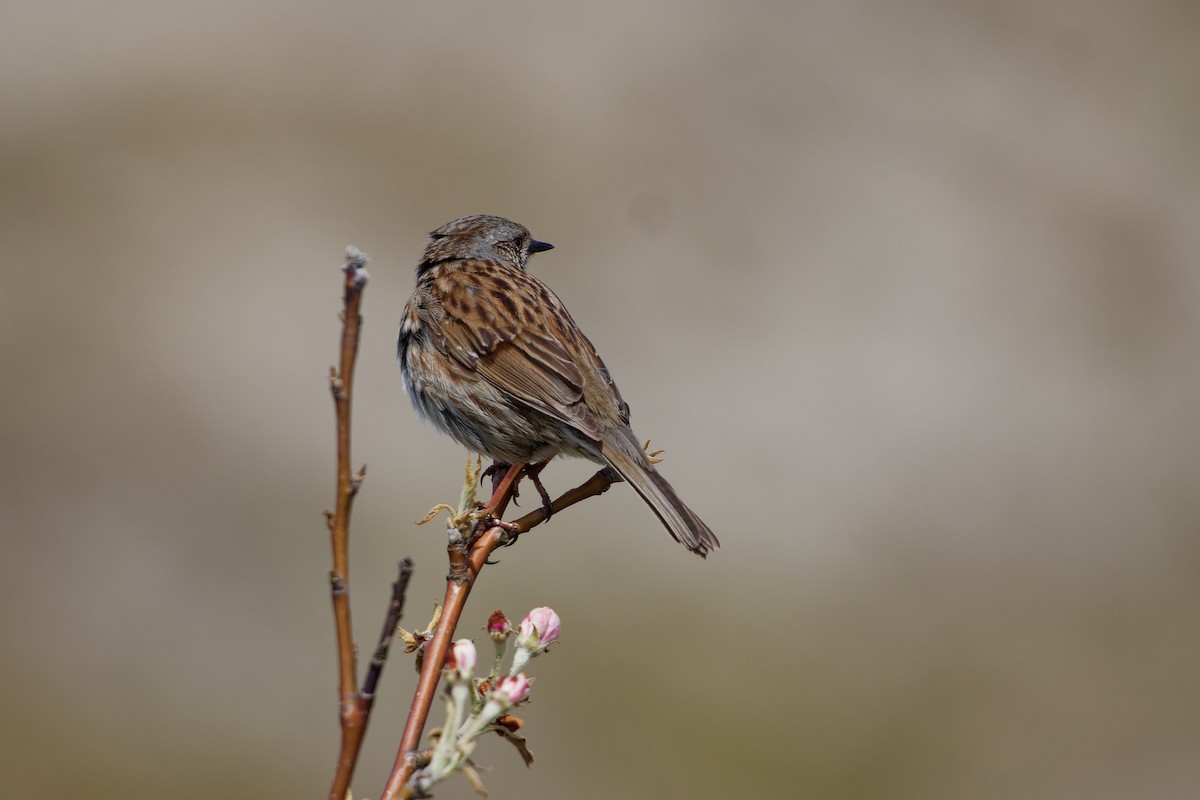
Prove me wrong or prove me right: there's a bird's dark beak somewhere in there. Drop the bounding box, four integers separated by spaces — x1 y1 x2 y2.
529 240 555 254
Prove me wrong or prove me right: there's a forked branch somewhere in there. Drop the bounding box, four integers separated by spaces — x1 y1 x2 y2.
326 248 414 800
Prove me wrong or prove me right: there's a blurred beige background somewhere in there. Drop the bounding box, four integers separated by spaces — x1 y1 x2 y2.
3 2 1198 798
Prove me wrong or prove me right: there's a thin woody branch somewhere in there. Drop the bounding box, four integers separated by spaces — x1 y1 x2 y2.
327 249 414 800
505 467 619 538
380 464 522 800
329 247 370 710
327 247 369 800
363 559 416 699
331 561 414 800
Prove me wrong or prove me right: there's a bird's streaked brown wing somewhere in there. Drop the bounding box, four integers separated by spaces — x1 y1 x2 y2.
429 261 619 441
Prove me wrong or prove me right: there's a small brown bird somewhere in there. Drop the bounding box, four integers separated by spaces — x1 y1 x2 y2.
399 214 718 557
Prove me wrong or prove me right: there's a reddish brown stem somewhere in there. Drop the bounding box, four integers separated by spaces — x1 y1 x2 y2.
380 465 522 800
327 251 369 800
329 250 368 708
380 464 617 800
328 250 415 800
505 467 619 536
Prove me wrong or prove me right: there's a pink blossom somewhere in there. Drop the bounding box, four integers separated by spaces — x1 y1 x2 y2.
493 673 532 706
518 607 561 650
446 638 476 680
487 610 512 641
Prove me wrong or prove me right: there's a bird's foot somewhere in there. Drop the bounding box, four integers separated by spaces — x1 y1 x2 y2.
521 461 555 520
482 460 513 494
470 513 519 548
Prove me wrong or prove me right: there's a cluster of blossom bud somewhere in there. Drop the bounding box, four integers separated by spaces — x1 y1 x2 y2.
414 607 561 795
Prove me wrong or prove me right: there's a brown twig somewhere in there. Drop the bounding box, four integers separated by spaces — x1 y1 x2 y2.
329 248 369 701
330 561 414 800
327 249 414 800
505 467 620 537
363 559 416 698
380 465 618 800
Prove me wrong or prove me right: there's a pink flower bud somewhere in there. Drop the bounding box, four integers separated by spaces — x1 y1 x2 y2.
446 638 476 680
518 607 560 650
487 610 512 641
493 673 531 706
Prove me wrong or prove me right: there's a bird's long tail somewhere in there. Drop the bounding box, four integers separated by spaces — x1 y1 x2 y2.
600 429 719 558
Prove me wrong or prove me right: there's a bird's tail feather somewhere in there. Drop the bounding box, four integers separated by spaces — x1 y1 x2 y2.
600 432 719 558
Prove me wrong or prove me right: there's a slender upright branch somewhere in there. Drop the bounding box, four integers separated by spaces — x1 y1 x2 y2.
329 247 370 708
380 464 521 800
327 249 414 800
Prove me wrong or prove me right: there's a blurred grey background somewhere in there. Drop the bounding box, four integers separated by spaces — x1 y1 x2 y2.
3 2 1198 798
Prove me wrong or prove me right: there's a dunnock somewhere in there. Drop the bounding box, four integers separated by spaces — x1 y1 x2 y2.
399 215 718 557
